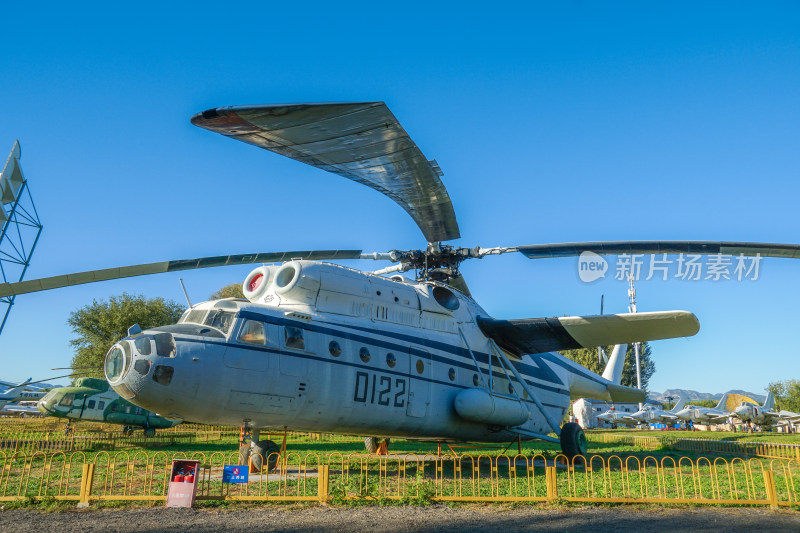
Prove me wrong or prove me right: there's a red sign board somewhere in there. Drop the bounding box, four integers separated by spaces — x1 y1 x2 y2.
166 459 201 508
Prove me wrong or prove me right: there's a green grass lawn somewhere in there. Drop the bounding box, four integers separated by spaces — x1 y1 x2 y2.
1 420 798 505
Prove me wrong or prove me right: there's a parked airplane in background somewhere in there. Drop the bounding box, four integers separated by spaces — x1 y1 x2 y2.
596 407 640 427
0 379 46 411
629 397 686 426
1 401 41 417
37 377 180 436
733 392 800 429
675 394 732 426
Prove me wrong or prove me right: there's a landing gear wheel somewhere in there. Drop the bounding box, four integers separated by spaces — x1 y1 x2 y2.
364 437 379 453
122 426 135 437
238 443 251 466
559 422 588 459
364 437 390 454
250 439 280 472
143 428 156 438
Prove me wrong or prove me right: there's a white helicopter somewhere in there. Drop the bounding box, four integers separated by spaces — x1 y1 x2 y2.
3 102 799 461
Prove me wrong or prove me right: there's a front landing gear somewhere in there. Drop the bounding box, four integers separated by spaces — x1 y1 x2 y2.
238 424 283 472
559 422 588 458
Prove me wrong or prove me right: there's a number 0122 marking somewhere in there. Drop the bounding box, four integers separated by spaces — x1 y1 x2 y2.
354 371 405 407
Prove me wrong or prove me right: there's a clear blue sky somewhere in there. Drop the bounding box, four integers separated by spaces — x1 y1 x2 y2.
1 2 798 395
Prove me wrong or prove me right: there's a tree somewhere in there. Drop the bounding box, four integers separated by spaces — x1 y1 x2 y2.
560 342 655 391
767 379 800 412
210 283 244 300
68 293 185 381
686 399 716 408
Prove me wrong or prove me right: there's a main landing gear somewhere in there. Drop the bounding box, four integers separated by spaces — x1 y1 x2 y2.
364 437 390 454
559 422 588 458
239 424 281 472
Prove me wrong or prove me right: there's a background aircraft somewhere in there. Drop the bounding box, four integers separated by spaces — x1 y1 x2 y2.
733 392 800 429
0 378 46 411
37 377 180 436
675 393 732 426
596 407 640 427
628 396 686 426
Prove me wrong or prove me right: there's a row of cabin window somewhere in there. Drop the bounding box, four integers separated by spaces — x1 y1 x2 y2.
237 320 305 349
237 320 522 393
58 395 151 414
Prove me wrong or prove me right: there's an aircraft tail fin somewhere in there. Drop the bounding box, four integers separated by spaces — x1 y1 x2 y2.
715 393 730 411
763 391 775 410
1 378 32 398
601 344 627 384
670 396 685 413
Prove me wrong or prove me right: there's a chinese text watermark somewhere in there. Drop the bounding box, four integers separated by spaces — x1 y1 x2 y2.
577 252 762 283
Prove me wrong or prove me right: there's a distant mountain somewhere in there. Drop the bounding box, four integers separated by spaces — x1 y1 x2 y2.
649 389 765 404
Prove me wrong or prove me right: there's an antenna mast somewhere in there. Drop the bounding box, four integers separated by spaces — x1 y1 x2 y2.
627 275 642 402
178 278 193 308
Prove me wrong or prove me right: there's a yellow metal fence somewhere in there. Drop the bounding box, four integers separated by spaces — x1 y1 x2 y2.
589 433 800 460
0 450 797 507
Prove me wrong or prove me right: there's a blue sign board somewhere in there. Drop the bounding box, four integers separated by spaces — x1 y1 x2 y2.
223 465 249 483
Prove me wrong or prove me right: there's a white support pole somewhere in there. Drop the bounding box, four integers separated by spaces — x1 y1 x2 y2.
628 275 643 408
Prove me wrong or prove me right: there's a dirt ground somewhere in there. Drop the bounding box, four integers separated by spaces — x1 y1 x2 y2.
1 504 799 532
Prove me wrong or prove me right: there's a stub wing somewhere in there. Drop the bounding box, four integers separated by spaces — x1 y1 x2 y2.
478 311 699 356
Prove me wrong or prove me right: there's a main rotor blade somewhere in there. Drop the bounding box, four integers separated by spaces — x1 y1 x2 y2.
0 250 364 298
506 241 800 259
191 102 461 243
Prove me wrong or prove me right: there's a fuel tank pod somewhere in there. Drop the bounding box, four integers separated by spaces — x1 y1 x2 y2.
454 388 530 427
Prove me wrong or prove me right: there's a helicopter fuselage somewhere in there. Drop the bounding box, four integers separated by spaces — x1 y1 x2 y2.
104 261 620 442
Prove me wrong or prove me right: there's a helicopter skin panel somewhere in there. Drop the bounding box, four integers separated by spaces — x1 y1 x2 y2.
191 102 461 243
477 311 699 356
0 249 364 297
516 240 800 259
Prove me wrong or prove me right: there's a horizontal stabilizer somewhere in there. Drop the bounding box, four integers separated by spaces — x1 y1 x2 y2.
477 311 699 356
607 383 646 404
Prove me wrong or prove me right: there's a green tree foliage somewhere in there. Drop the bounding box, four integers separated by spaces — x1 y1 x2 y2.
210 283 244 300
68 293 185 381
767 379 800 412
559 342 654 390
686 399 717 408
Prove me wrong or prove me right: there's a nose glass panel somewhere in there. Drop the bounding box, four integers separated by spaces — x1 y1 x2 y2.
105 346 128 382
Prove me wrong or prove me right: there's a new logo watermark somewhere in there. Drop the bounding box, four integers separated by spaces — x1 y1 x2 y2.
578 251 608 283
577 252 763 283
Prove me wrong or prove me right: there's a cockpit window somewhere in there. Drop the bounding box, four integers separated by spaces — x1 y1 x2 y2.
150 324 224 338
59 393 75 407
238 319 266 345
134 336 152 356
284 326 305 350
204 310 235 334
181 309 207 325
154 333 176 357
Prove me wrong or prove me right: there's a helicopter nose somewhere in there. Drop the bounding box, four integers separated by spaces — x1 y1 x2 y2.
105 342 131 383
106 330 200 417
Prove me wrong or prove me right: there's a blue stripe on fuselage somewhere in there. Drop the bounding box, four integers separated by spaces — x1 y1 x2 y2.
171 335 567 412
238 310 567 392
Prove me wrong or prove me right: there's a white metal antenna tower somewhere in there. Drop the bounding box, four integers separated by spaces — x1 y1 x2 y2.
627 275 642 403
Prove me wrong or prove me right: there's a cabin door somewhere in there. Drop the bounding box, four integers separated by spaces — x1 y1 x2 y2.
407 348 431 418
